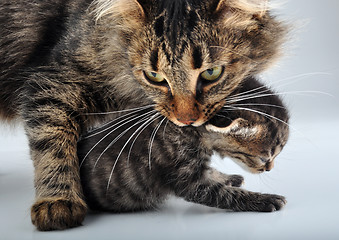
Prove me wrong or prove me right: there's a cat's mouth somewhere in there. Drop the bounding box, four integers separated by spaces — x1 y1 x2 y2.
205 111 233 128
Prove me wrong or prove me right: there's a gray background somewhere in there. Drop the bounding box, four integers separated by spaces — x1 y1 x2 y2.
1 0 339 239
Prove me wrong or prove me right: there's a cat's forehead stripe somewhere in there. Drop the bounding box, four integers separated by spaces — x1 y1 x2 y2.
192 46 203 69
152 2 201 65
154 16 165 38
150 49 159 72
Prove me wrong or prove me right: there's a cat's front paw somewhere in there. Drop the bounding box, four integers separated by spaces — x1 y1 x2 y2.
250 193 287 212
31 198 87 231
226 174 244 187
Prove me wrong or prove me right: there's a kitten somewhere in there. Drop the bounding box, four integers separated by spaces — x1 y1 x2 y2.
78 77 289 213
0 0 287 230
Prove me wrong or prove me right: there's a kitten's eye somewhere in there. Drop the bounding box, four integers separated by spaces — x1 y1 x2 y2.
200 66 223 82
144 71 165 83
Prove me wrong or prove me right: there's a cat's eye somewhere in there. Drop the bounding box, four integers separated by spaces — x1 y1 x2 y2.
200 66 223 82
144 71 166 84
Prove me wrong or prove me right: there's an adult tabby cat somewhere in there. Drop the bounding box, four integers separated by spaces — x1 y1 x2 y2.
78 77 289 213
0 0 287 231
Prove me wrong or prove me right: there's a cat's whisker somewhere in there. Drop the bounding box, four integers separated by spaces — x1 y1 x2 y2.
148 117 167 170
106 113 162 192
80 109 157 167
230 103 287 109
267 72 332 90
85 109 157 143
223 105 290 128
223 105 315 145
93 112 159 170
226 90 334 104
127 115 164 166
258 174 275 191
83 106 155 139
162 119 170 140
82 104 156 115
229 72 331 100
83 112 140 140
215 114 233 122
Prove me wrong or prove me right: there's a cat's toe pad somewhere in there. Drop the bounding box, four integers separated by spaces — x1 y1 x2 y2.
31 198 87 231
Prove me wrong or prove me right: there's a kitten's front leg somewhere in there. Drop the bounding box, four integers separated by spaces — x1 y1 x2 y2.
23 86 87 230
205 168 244 187
174 167 286 212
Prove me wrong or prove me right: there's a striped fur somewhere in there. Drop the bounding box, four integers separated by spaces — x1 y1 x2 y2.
78 77 289 212
0 0 287 230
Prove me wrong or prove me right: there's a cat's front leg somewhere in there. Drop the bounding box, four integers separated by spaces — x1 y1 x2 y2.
23 85 87 231
173 167 286 212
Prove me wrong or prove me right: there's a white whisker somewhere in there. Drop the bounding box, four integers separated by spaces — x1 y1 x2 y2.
162 119 170 140
83 113 140 140
94 112 158 170
215 114 233 122
82 104 155 115
83 106 155 139
223 105 290 127
106 113 162 192
127 115 164 165
79 109 157 167
268 72 332 89
227 72 332 103
223 106 317 148
148 117 166 170
230 103 286 109
227 90 334 104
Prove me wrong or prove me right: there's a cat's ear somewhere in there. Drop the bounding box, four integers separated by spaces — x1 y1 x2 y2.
213 0 269 17
133 0 153 18
92 0 149 23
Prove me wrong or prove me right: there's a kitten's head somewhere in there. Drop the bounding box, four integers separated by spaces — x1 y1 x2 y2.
95 0 286 126
204 117 289 173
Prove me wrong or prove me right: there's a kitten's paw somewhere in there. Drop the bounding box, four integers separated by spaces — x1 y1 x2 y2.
254 194 286 212
31 198 87 231
226 174 244 187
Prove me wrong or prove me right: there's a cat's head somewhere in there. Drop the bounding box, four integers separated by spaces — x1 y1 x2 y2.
95 0 286 126
204 117 289 173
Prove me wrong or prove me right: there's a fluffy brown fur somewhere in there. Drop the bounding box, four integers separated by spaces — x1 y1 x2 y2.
0 0 288 231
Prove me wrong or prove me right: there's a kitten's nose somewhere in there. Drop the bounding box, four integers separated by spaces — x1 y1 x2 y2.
259 157 274 171
265 160 274 171
260 157 269 163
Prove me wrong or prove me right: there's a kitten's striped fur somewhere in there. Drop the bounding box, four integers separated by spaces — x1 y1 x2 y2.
0 0 288 230
78 77 289 212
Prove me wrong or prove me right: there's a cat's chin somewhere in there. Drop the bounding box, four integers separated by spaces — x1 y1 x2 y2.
169 118 206 127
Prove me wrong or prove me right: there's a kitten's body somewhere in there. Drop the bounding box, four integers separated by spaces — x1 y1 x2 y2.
0 0 288 230
78 77 289 212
